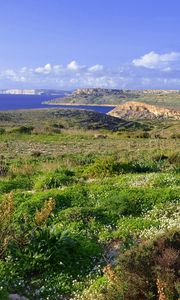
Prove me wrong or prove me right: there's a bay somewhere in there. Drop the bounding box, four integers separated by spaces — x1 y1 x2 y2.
0 94 115 114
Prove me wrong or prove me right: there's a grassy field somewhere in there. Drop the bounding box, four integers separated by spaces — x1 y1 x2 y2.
0 108 179 299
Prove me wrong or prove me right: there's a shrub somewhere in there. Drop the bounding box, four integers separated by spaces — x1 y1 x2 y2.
12 188 74 218
0 193 14 257
31 150 42 157
130 160 161 173
0 176 32 193
153 154 168 162
115 230 180 300
9 163 36 177
137 131 150 138
0 162 9 176
12 125 34 134
168 153 180 166
8 225 101 277
151 173 180 187
84 157 124 178
33 125 62 134
84 157 161 178
34 169 75 190
96 187 180 217
73 153 96 166
0 128 5 134
79 230 180 300
58 207 108 226
0 290 9 300
52 123 64 129
171 133 180 139
114 217 159 239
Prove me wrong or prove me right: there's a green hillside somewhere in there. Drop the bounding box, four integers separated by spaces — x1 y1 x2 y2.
45 89 180 110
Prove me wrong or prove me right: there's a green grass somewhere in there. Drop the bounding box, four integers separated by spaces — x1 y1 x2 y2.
0 108 179 299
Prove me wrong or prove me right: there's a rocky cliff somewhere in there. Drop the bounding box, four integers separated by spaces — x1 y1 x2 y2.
108 101 180 120
72 88 180 96
72 88 125 96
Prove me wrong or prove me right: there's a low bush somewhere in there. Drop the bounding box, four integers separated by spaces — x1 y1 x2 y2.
168 152 180 166
84 157 122 178
0 162 9 176
137 131 151 138
129 160 161 173
114 217 159 239
0 176 33 193
151 173 180 187
12 125 34 134
171 133 180 139
79 230 180 300
84 157 162 178
34 168 75 190
32 125 62 134
0 128 5 134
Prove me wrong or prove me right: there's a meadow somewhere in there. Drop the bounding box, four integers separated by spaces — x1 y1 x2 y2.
0 108 179 300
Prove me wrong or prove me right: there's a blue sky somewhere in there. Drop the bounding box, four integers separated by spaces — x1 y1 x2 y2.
0 0 180 89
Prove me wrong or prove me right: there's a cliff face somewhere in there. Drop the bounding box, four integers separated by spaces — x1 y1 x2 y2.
108 101 180 120
72 88 180 96
71 88 125 96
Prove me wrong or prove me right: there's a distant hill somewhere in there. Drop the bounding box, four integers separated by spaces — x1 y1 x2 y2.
44 88 180 110
108 101 180 120
0 108 143 131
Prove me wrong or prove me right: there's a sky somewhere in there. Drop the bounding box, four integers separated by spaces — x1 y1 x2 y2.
0 0 180 90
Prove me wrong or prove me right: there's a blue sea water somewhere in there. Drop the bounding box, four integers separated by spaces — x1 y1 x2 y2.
0 94 114 114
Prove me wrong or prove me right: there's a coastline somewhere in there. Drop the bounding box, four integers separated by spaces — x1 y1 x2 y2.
42 101 117 107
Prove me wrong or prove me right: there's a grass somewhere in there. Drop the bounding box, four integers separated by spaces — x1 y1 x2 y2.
0 108 179 299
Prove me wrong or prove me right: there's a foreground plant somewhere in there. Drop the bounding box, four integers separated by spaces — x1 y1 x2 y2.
75 230 180 300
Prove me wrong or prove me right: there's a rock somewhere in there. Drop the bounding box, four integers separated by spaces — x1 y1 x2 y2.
108 101 180 120
72 88 123 96
94 134 107 139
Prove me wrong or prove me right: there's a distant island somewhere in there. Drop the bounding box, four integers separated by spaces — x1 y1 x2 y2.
0 89 70 96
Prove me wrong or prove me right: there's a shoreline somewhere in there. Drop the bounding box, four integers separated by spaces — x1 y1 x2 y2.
42 101 117 107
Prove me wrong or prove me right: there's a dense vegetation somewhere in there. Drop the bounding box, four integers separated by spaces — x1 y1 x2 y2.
0 108 179 299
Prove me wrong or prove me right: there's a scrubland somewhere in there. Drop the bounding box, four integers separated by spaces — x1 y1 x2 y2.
0 109 179 299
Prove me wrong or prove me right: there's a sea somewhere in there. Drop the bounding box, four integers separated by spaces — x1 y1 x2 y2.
0 94 115 114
